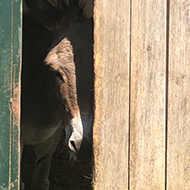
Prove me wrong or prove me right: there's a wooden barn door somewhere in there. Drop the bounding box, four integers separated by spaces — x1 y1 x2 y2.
93 1 130 189
0 0 22 189
93 0 190 190
167 0 190 189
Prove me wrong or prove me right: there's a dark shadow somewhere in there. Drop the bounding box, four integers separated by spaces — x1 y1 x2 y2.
22 133 93 190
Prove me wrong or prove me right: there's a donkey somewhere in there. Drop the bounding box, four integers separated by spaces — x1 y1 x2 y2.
21 0 93 189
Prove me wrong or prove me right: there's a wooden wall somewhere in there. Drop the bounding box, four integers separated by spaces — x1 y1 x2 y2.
0 0 22 189
93 0 190 189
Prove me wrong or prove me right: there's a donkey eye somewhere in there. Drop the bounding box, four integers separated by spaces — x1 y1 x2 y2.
54 72 64 83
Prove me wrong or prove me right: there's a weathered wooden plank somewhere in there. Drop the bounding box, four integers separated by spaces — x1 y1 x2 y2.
93 1 130 189
0 1 12 188
10 1 22 189
130 1 167 189
167 1 190 189
0 0 22 189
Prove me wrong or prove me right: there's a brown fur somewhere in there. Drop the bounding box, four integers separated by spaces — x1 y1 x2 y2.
45 38 79 117
21 1 93 189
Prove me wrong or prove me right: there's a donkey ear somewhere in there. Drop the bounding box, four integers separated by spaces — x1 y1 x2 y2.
24 0 62 32
79 0 94 18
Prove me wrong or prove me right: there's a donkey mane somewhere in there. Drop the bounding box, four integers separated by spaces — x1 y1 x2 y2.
24 0 86 29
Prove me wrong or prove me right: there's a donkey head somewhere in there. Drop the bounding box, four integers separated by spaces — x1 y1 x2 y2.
45 37 83 154
24 0 93 160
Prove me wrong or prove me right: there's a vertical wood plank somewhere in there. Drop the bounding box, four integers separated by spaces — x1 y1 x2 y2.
130 1 167 189
93 1 130 189
0 1 12 188
10 1 22 189
167 1 190 189
0 0 22 189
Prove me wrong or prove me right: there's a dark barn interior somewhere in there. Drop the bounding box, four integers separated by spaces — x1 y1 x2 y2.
21 0 94 189
22 134 93 190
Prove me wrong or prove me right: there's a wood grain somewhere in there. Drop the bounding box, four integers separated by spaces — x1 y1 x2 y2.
0 0 22 189
130 1 167 189
93 0 130 189
167 1 190 189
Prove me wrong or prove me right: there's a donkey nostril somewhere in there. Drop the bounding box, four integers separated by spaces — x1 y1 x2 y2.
69 140 78 153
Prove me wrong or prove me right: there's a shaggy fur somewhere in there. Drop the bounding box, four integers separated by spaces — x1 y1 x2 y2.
21 1 93 189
